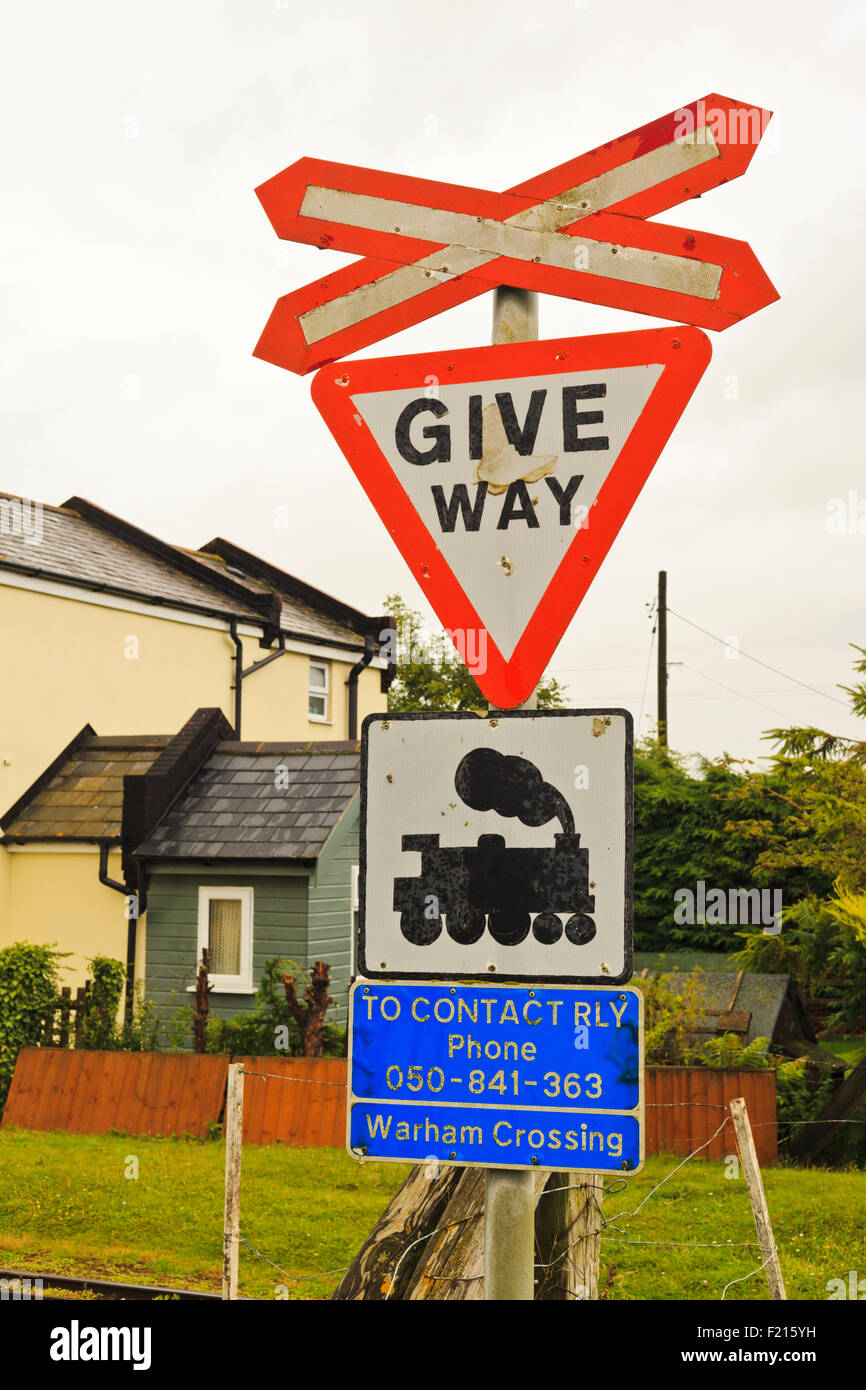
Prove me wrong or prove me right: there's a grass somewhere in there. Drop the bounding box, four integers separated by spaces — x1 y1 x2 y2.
0 1126 864 1300
822 1033 866 1071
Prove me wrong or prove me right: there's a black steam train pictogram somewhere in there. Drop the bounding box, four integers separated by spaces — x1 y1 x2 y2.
393 747 596 948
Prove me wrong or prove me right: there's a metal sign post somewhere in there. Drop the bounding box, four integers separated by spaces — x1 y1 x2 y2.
486 284 537 1301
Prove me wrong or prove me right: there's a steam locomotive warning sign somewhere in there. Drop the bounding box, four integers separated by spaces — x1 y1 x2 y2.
313 327 710 709
359 709 633 985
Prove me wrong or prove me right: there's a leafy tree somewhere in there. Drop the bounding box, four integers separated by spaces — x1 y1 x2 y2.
383 593 566 712
728 646 866 1025
632 742 811 953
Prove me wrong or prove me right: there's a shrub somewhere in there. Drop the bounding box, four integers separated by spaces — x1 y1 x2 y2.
0 942 65 1111
635 967 707 1065
79 956 127 1050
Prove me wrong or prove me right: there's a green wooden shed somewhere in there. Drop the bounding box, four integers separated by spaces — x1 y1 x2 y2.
134 739 360 1031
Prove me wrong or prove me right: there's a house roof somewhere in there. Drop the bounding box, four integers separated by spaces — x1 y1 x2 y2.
1 733 172 841
0 496 261 621
134 740 360 861
0 492 385 652
188 547 368 648
663 972 794 1046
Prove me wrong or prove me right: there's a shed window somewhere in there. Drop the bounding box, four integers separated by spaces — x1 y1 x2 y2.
309 661 330 722
197 887 254 993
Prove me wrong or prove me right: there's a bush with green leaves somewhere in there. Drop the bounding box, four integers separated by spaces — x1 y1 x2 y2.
635 968 707 1065
204 957 345 1057
685 1032 772 1070
0 942 65 1111
79 955 126 1050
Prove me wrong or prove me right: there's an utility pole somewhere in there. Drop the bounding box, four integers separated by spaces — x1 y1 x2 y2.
657 569 668 748
483 283 538 1303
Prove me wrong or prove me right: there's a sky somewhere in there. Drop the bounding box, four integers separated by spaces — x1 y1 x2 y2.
3 0 864 764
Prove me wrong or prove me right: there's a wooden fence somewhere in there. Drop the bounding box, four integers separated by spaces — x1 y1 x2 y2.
1 1051 776 1163
2 1049 229 1139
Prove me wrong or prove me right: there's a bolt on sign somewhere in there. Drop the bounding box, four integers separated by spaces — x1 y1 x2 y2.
313 328 710 708
359 710 633 986
347 980 644 1174
253 93 777 375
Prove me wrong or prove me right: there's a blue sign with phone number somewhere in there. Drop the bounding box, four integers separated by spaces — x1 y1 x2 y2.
348 980 643 1174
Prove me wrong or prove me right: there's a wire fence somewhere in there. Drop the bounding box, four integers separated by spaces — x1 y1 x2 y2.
228 1065 863 1302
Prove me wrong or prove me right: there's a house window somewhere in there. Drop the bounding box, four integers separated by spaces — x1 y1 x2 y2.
197 887 254 993
309 661 330 722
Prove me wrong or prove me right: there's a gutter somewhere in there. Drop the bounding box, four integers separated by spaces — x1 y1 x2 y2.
229 621 244 737
98 842 138 1025
346 635 375 741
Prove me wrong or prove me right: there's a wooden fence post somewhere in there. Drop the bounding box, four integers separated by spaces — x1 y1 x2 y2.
729 1096 786 1300
535 1172 604 1300
73 985 88 1048
58 988 72 1049
222 1062 245 1301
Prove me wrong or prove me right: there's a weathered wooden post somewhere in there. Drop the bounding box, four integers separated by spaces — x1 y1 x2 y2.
222 1062 245 1301
729 1096 786 1300
535 1171 604 1299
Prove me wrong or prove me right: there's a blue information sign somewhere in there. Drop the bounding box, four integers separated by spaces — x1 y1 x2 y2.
348 980 643 1174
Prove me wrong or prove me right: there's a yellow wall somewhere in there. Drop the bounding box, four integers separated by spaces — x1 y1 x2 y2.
0 580 385 810
0 848 133 992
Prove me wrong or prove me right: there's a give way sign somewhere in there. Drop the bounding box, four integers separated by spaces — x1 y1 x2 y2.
312 325 711 709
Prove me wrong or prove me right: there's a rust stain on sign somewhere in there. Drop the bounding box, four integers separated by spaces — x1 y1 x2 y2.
592 716 612 737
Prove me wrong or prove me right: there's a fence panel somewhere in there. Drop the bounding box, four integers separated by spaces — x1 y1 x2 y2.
1 1049 229 1138
235 1056 347 1148
2 1052 776 1162
645 1067 776 1166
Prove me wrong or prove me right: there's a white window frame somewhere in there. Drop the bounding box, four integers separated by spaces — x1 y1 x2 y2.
196 886 254 993
308 660 331 723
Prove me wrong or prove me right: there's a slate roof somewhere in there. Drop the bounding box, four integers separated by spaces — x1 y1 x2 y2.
188 548 365 647
663 972 793 1046
1 735 171 841
134 740 360 861
0 494 383 651
0 498 258 620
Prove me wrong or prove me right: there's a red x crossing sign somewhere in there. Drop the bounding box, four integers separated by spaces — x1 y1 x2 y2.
255 95 777 376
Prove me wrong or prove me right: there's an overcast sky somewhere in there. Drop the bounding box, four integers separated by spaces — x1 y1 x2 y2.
3 0 864 763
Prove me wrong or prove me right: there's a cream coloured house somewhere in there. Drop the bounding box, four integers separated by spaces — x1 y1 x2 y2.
0 492 392 998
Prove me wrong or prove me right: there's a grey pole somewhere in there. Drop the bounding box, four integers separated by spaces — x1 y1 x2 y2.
484 284 538 1302
657 569 668 748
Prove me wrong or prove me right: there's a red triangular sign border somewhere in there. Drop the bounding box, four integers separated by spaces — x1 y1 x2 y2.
311 326 711 708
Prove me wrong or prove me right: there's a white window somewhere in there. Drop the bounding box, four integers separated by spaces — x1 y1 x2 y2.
308 660 330 722
197 887 254 993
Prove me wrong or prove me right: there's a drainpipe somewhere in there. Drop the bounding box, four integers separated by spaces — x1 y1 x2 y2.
229 621 243 737
98 842 138 1024
346 635 375 741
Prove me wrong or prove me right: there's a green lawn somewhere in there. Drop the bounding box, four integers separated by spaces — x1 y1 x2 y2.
822 1034 866 1071
0 1126 863 1300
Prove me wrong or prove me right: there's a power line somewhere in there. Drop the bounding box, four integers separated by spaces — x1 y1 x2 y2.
668 609 849 708
637 598 657 730
677 662 789 720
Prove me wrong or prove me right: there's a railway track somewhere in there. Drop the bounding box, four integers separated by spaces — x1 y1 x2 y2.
0 1267 234 1301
